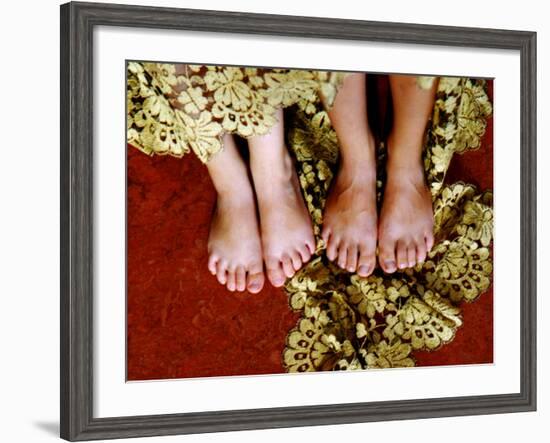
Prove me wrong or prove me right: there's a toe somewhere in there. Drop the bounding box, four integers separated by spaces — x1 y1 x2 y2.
235 265 246 292
321 227 331 245
290 251 303 271
207 254 218 275
425 232 434 252
407 246 416 268
226 268 236 292
247 271 265 294
396 241 409 270
326 237 339 261
378 234 397 273
267 260 286 287
216 260 228 285
297 244 312 263
337 245 348 270
346 244 358 273
305 236 316 255
246 262 264 293
416 238 427 264
357 244 375 277
281 256 295 278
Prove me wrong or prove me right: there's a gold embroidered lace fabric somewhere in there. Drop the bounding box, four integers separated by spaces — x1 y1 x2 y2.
127 62 347 163
127 63 493 372
283 76 492 371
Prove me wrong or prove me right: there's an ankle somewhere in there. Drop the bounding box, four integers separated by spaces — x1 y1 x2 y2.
216 185 253 210
338 130 376 171
210 162 254 202
338 149 376 184
250 142 294 186
337 163 376 191
385 158 426 190
386 133 424 170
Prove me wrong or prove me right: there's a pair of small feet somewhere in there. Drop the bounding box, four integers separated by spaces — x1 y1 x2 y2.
208 143 434 294
322 140 434 277
206 73 436 292
207 139 315 293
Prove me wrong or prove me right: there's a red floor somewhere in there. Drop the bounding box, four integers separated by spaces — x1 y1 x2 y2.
127 81 493 380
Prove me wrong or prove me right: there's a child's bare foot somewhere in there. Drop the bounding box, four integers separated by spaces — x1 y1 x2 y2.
207 193 265 293
322 72 377 276
206 134 265 293
249 110 316 288
255 150 316 287
378 74 437 273
378 137 434 273
321 135 377 276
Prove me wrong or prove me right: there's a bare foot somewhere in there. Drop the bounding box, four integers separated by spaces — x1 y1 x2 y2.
378 137 434 273
249 110 316 287
321 135 377 276
206 134 265 293
207 193 265 293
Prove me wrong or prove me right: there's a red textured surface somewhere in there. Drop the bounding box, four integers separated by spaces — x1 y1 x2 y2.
414 80 494 367
127 80 493 380
127 150 300 380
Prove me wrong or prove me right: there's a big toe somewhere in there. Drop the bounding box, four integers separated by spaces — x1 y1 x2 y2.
357 245 376 277
247 271 265 294
378 236 397 273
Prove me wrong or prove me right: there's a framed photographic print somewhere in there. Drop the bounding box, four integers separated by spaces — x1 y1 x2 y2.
60 1 537 440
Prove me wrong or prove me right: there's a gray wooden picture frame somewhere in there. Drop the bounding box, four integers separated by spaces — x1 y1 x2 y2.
60 1 537 441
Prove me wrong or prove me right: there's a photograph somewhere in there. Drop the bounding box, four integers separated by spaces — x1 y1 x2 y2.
126 62 494 380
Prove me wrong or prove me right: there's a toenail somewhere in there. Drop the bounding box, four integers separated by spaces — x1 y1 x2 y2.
398 262 407 269
348 266 355 272
385 261 395 269
358 265 369 275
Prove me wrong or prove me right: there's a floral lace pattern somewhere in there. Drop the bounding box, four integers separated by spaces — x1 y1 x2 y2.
127 65 493 373
283 77 493 372
127 62 347 163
